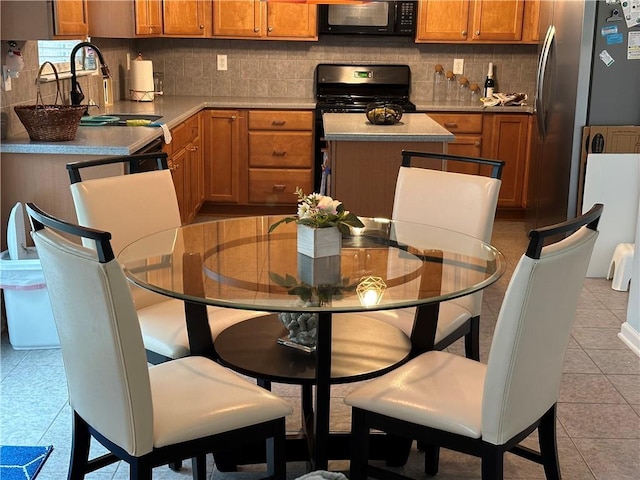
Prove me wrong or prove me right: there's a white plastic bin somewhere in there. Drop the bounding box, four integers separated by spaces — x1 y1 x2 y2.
0 248 59 349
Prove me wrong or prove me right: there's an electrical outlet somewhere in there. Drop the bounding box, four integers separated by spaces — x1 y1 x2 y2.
2 66 11 91
453 58 464 75
217 54 228 71
126 53 131 71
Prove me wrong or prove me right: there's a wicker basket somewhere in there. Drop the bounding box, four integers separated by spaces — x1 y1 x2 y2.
14 62 86 142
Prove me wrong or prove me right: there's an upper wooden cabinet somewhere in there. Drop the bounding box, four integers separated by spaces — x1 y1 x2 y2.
213 0 317 40
163 0 208 36
134 0 162 36
89 0 210 38
416 0 526 43
1 0 88 40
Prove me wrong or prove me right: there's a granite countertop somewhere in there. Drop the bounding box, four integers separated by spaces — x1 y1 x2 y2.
1 96 317 156
1 95 530 155
322 113 455 142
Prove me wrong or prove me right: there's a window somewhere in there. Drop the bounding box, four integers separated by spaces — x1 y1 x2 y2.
37 40 96 75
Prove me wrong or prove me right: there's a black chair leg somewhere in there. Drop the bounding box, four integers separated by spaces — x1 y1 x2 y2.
68 412 91 480
423 443 440 476
266 418 287 479
129 457 153 480
538 404 561 480
481 442 504 480
192 455 207 480
349 408 370 480
465 315 481 361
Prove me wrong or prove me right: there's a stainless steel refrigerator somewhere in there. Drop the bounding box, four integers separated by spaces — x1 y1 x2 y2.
526 0 640 230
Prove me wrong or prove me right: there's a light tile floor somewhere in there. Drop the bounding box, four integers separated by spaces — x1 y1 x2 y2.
1 221 639 479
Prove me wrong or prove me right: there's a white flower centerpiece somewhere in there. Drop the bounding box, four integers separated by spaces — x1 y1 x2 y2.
269 188 364 258
269 189 363 351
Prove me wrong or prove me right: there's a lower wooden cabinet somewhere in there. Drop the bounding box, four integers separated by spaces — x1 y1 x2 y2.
428 111 532 213
164 112 203 224
203 109 314 210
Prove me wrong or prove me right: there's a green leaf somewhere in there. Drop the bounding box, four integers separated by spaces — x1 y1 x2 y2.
268 216 297 233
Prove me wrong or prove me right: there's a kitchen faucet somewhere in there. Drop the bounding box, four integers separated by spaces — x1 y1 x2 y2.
69 42 111 107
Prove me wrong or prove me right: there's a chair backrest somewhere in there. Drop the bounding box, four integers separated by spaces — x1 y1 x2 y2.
482 204 603 446
26 203 154 456
392 151 504 314
67 153 181 257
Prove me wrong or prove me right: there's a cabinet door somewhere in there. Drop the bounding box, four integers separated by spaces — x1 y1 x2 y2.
168 147 187 223
213 0 263 37
267 2 317 39
416 0 469 41
470 0 524 41
53 0 89 37
163 0 206 36
135 0 162 35
484 114 530 208
204 110 245 204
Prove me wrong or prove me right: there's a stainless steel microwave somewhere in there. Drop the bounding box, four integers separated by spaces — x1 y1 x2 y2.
318 1 416 36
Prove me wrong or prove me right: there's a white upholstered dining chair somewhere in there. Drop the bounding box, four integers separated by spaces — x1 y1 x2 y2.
346 151 504 360
66 153 266 363
345 203 603 480
26 202 292 480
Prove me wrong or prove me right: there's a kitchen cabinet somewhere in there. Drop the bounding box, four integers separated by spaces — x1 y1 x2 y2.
428 113 483 174
416 0 525 43
482 113 532 211
1 0 88 40
247 110 314 205
164 113 204 224
88 0 210 38
135 0 162 36
202 109 314 213
429 112 532 215
212 0 317 40
203 109 246 205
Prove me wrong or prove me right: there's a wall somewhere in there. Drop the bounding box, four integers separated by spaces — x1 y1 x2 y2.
1 36 538 138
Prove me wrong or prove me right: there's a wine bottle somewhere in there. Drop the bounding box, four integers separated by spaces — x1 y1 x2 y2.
484 62 495 98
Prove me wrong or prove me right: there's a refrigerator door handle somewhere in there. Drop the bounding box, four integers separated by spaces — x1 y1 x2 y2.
536 25 556 141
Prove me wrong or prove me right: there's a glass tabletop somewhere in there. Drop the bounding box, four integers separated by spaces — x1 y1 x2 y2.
118 216 505 313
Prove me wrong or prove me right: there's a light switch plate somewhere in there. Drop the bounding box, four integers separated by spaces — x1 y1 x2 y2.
453 58 464 75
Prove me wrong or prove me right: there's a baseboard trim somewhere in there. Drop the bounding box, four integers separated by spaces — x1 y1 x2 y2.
618 322 640 357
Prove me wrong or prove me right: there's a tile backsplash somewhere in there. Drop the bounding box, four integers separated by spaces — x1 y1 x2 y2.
1 36 538 138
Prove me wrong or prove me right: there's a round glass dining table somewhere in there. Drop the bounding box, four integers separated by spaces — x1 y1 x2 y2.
118 215 505 470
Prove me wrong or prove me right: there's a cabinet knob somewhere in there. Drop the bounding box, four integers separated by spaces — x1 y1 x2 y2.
231 115 237 121
199 24 205 29
474 140 481 147
461 30 467 36
475 31 480 36
273 184 287 192
187 145 198 152
272 150 287 156
268 26 273 32
254 28 260 32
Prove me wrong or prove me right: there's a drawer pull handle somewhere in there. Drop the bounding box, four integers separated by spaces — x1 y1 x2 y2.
271 120 286 126
444 122 459 128
273 184 287 192
272 150 287 156
186 145 198 152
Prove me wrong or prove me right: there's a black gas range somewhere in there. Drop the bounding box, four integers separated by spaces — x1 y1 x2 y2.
313 64 416 192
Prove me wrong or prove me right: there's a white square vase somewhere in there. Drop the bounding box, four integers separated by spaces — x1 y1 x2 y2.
296 224 342 258
297 253 342 286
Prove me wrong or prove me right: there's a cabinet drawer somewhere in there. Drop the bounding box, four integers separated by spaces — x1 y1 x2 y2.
248 169 313 204
172 115 199 151
428 114 483 134
249 110 313 131
249 132 313 168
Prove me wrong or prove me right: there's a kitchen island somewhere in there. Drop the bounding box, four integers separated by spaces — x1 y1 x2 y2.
323 113 454 218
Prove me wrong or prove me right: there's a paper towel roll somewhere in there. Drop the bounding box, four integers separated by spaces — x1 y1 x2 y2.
130 59 154 102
